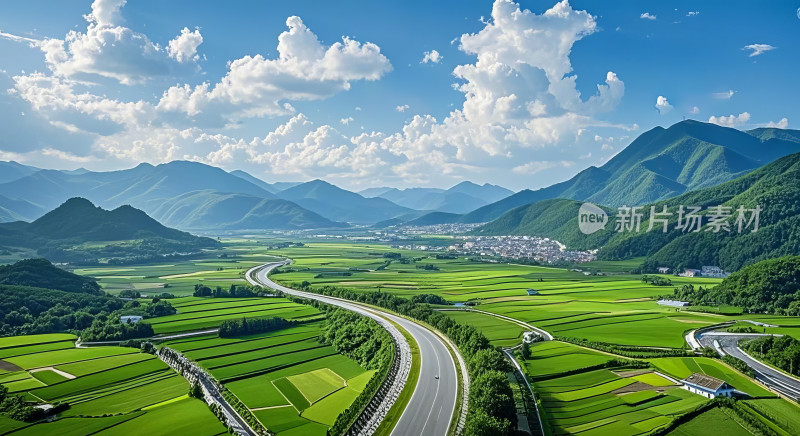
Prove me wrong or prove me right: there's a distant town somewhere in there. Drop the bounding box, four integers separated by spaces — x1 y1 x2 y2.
395 235 596 264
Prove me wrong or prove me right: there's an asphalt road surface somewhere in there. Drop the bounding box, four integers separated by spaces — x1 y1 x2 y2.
699 332 800 400
248 262 458 436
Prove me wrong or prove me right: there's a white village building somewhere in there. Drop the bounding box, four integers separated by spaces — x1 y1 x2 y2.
681 373 735 399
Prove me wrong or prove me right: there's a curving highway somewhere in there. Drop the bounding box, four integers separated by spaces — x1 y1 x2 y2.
247 261 460 436
698 332 800 401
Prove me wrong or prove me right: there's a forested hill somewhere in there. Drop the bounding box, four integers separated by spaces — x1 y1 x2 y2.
0 258 102 295
602 150 800 271
474 151 800 272
0 198 219 264
667 255 800 314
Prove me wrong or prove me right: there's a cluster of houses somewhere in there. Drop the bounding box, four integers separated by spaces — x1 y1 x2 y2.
656 265 731 278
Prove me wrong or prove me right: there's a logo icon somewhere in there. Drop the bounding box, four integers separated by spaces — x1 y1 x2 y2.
578 202 608 235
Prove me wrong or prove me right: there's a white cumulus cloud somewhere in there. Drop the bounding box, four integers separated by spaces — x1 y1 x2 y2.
157 16 392 121
395 104 410 112
640 12 657 20
421 49 442 63
168 27 203 63
766 118 788 129
655 96 673 114
708 112 750 127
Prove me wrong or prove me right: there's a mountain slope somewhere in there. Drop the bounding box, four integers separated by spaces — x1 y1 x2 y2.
150 190 345 230
0 198 218 263
447 181 513 203
364 181 513 214
475 151 800 272
460 121 800 224
0 161 340 231
25 197 206 243
0 258 102 294
0 161 39 184
229 170 278 194
0 161 274 219
277 179 413 223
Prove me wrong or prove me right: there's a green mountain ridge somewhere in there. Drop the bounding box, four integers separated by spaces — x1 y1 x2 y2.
416 121 800 226
150 190 346 230
364 181 513 214
474 151 800 272
277 179 414 224
0 258 101 294
0 198 219 264
0 161 354 230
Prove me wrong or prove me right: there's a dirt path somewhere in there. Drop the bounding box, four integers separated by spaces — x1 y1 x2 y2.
30 367 76 379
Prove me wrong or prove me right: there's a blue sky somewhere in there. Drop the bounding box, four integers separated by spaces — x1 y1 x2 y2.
0 0 798 191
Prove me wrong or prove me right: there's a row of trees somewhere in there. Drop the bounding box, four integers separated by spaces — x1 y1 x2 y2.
193 284 263 298
291 282 517 435
80 317 154 342
218 316 294 338
118 290 174 299
640 275 672 286
318 307 394 435
321 309 393 370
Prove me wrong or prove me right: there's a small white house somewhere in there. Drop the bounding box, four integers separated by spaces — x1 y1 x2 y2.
523 332 542 343
657 267 670 274
121 315 143 324
526 289 540 296
681 373 735 399
679 269 701 278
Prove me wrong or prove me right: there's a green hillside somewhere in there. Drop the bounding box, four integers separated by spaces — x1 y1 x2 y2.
277 179 413 224
474 151 800 272
458 121 799 224
0 198 219 264
603 151 800 271
668 255 800 314
0 258 102 294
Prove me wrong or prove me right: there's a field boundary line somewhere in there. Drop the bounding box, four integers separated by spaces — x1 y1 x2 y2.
436 307 553 341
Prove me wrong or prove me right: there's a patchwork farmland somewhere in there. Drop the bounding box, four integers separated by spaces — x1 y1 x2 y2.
0 291 377 435
165 321 374 436
11 239 796 435
265 241 800 435
0 333 226 435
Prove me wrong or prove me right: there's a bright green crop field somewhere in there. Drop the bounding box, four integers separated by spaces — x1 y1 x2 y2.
165 319 374 435
44 238 799 435
258 240 800 435
0 334 226 435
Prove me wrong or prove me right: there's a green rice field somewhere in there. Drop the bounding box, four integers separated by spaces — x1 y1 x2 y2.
165 319 375 435
53 238 800 435
0 334 226 435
